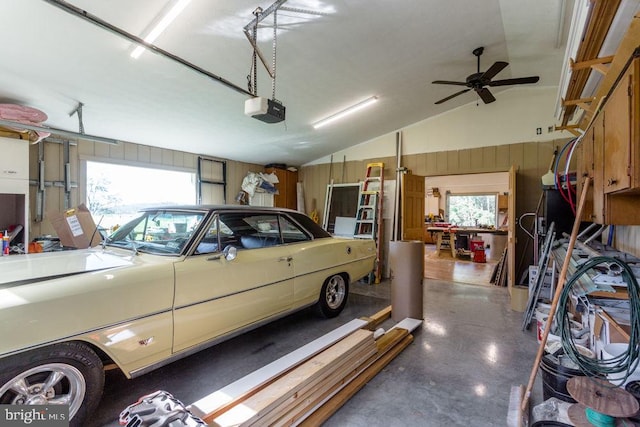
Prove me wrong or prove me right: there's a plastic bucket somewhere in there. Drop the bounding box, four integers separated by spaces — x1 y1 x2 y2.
602 343 640 385
539 354 586 403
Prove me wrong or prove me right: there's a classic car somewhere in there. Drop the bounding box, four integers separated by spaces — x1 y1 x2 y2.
0 205 375 425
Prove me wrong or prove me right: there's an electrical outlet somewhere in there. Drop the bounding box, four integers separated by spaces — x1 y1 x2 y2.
536 127 542 135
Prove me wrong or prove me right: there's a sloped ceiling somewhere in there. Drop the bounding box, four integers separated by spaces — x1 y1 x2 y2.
0 0 571 166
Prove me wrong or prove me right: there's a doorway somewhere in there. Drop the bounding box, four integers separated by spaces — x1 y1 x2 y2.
424 172 509 286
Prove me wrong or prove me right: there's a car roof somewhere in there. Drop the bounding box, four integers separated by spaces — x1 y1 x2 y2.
139 205 300 214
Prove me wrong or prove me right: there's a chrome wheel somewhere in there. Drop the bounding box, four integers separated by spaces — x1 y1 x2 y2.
325 275 346 310
0 363 86 419
318 274 348 318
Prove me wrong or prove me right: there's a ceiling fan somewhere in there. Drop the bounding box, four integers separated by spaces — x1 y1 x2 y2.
432 47 540 105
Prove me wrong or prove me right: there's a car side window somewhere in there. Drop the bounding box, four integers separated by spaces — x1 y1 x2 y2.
279 215 310 243
217 212 282 250
194 218 221 255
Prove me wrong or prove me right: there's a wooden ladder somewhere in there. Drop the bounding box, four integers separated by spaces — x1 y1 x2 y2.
354 162 384 283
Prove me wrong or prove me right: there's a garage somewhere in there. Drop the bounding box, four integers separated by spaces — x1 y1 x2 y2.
2 1 640 426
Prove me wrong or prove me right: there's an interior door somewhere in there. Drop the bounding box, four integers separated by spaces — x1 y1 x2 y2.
401 172 425 240
172 213 294 353
508 165 516 292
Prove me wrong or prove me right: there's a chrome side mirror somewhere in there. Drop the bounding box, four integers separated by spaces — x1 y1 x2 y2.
223 245 237 261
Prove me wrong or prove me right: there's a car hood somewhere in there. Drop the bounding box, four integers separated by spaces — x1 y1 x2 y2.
0 248 134 288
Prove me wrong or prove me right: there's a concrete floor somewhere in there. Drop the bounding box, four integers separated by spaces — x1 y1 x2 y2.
89 279 542 426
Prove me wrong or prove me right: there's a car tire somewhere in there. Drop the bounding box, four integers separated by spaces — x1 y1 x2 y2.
317 273 349 318
0 342 104 427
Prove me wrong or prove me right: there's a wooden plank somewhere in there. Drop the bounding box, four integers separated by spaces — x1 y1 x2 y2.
360 305 391 330
390 318 422 334
252 343 377 426
277 329 411 427
298 335 414 426
189 318 368 421
570 55 615 71
213 329 375 427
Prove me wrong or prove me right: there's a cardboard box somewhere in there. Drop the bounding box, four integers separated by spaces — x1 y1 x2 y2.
48 204 102 248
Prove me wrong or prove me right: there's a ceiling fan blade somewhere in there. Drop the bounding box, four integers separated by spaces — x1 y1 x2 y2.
488 76 540 87
476 87 496 104
481 61 508 81
434 89 471 104
432 80 468 86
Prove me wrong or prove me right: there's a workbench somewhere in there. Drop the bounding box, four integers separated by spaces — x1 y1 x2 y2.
426 226 507 257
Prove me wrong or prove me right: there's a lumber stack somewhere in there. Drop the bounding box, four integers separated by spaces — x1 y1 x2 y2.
200 322 414 427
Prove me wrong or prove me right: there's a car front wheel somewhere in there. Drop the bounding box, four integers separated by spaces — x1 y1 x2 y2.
0 342 104 427
318 274 348 318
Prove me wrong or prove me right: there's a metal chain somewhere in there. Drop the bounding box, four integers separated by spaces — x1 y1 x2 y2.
272 9 277 100
251 7 262 96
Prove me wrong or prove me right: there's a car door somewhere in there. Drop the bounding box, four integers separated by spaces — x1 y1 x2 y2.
172 211 294 353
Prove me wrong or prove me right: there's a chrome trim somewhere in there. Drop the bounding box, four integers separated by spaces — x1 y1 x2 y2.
173 278 291 311
129 302 316 378
0 308 171 358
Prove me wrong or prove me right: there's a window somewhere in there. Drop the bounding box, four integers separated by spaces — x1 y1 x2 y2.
86 161 196 231
107 210 205 255
446 193 497 227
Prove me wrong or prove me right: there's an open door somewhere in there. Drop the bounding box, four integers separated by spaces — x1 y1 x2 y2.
401 172 425 240
508 165 516 292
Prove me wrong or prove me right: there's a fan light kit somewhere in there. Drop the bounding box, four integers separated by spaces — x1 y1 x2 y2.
432 46 540 105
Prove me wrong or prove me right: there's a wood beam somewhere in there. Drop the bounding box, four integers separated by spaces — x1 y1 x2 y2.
555 125 582 137
591 63 610 75
580 13 640 129
561 0 622 127
563 97 595 106
570 55 615 71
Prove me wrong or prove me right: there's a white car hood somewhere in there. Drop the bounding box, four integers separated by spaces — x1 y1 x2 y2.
0 248 134 286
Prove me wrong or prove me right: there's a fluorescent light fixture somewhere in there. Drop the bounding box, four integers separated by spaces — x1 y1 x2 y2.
131 0 192 59
313 96 379 129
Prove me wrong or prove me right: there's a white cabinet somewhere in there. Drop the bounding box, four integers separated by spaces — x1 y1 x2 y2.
0 136 29 253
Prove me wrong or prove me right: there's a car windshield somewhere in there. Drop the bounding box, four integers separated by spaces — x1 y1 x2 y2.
105 210 206 255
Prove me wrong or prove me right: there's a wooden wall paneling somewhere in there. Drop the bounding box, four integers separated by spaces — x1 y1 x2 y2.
496 145 510 170
94 141 110 158
615 225 640 257
149 147 162 164
470 147 484 172
161 148 174 166
447 151 459 173
414 153 428 176
123 142 138 162
109 142 124 160
482 146 497 171
457 149 471 173
435 151 448 174
425 152 438 175
404 154 420 175
138 145 151 163
77 140 94 157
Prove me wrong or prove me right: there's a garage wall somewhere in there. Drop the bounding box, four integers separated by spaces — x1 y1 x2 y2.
28 138 262 239
300 139 562 281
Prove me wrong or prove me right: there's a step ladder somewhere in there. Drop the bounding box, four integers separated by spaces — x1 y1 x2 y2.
354 162 384 284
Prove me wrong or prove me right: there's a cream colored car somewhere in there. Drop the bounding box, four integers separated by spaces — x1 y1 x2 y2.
0 206 375 425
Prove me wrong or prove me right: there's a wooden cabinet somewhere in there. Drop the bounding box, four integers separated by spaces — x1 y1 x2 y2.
497 194 508 212
576 55 640 225
264 167 298 210
603 59 636 194
576 124 595 221
0 136 30 252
